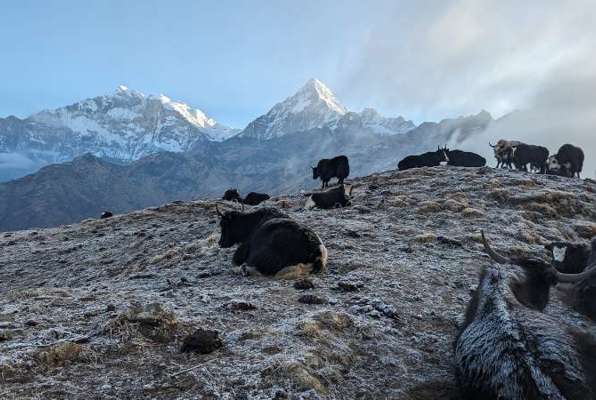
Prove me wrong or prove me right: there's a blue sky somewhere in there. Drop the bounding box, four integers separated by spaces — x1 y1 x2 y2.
1 0 595 133
0 0 395 127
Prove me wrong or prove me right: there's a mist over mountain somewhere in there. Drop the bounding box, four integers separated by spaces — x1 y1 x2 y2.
0 79 493 232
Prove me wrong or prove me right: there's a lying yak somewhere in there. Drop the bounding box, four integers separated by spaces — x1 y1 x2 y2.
216 206 328 279
513 144 549 173
548 144 585 178
397 147 447 170
100 211 113 219
545 237 596 319
312 155 350 189
243 192 270 206
222 188 242 202
445 148 486 167
305 184 352 210
455 232 596 400
545 238 596 274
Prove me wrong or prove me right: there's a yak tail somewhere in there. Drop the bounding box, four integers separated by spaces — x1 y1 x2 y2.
312 243 328 274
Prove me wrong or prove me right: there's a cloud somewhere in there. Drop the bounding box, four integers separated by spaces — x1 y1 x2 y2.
337 0 596 177
341 0 596 119
0 152 37 170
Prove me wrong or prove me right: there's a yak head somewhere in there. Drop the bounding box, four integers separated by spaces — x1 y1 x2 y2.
216 205 249 248
437 145 450 164
312 165 319 180
547 156 573 177
223 188 241 202
481 231 596 311
548 155 562 172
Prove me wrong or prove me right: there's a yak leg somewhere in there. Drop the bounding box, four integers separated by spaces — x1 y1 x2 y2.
233 242 250 266
338 177 344 185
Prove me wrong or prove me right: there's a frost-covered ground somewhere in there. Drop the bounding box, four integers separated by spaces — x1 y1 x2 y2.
1 166 595 399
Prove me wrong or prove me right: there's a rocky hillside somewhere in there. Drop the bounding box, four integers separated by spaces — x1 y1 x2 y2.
1 166 595 399
0 109 493 232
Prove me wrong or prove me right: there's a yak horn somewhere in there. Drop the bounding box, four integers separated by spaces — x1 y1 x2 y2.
489 142 496 148
480 231 511 264
215 204 224 217
555 264 596 283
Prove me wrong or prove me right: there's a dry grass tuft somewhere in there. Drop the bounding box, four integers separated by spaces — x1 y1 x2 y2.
35 342 85 367
104 303 178 343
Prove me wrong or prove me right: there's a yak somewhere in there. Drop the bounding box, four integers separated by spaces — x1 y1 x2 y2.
312 155 350 189
222 188 242 202
512 144 549 173
445 149 486 167
545 237 596 319
397 147 448 171
490 140 524 169
454 231 596 400
305 184 353 210
100 211 113 219
545 239 595 274
548 144 585 178
243 192 270 206
216 206 328 279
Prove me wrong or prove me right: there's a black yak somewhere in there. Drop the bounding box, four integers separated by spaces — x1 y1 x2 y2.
548 144 585 178
454 231 596 399
312 155 350 189
216 207 328 279
243 192 270 206
222 188 242 202
397 147 448 170
305 184 353 210
445 149 486 167
513 144 549 173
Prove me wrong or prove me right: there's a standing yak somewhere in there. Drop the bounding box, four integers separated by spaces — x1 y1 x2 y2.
548 144 585 178
312 155 350 189
512 144 550 173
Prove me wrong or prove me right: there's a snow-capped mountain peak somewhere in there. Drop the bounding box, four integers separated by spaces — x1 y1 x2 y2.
294 78 347 115
0 86 239 171
238 78 348 140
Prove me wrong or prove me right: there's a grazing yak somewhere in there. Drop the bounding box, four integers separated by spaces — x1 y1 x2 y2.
548 144 585 178
222 188 242 202
512 143 549 173
455 231 596 400
216 206 328 279
490 140 524 169
243 192 270 206
305 184 353 210
445 148 486 167
397 147 448 170
312 155 350 189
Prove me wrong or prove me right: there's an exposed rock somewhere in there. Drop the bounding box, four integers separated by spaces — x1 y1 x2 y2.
294 278 315 290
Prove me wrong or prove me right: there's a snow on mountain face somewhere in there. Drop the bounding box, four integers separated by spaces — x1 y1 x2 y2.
0 86 239 180
239 78 415 140
28 85 238 158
